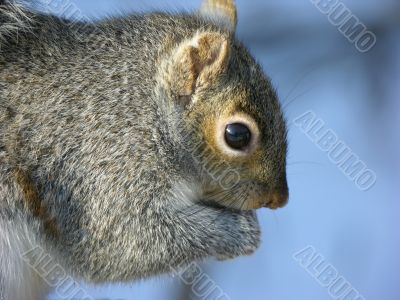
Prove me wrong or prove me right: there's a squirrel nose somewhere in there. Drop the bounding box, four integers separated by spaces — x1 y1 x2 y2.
264 191 289 209
264 176 289 209
248 182 289 210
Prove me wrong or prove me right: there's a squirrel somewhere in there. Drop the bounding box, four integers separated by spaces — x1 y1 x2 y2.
0 0 289 299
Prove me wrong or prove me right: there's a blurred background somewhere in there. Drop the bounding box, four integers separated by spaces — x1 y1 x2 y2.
31 0 399 299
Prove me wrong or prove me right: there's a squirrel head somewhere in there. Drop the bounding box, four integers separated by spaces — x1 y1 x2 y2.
158 30 288 211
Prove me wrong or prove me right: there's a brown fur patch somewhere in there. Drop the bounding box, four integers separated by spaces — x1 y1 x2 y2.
195 33 230 80
14 168 59 237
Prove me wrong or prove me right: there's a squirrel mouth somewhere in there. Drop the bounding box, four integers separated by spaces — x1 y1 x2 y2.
199 198 243 212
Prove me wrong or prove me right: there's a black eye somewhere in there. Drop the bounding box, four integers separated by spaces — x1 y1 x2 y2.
224 123 252 150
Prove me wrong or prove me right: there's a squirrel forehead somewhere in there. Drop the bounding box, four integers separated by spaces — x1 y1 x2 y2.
191 75 277 122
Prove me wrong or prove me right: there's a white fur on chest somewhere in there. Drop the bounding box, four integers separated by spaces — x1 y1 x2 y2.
0 218 50 300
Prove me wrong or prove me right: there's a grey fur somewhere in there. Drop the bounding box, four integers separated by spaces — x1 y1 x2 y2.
0 1 288 299
0 0 32 43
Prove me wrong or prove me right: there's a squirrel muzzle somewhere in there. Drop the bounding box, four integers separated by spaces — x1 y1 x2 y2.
249 185 289 210
205 177 289 211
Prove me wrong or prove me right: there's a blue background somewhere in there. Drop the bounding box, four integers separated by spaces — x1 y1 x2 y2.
32 0 400 299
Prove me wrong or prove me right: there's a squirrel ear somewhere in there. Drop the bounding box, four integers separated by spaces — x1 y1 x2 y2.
200 0 238 33
169 32 231 99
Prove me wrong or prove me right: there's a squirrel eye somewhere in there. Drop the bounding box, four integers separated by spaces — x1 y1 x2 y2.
224 123 252 150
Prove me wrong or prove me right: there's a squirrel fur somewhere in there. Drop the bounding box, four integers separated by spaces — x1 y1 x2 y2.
0 0 288 299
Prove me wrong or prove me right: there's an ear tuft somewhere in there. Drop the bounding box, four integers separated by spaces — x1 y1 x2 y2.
200 0 238 33
168 32 231 99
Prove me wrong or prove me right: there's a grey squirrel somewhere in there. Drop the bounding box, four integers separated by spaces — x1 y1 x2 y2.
0 0 289 299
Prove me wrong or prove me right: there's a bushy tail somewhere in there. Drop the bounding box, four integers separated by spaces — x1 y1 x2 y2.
0 0 33 43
